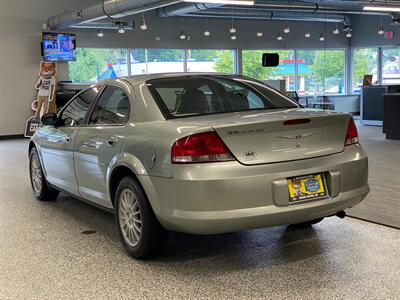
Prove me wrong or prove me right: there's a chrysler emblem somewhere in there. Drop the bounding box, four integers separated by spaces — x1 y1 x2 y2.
275 132 317 148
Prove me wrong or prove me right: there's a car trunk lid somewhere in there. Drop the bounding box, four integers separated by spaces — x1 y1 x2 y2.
211 110 350 165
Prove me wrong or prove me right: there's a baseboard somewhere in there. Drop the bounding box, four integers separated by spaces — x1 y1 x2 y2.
0 134 26 140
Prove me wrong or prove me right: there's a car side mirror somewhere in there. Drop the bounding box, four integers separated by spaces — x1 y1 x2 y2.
41 113 59 126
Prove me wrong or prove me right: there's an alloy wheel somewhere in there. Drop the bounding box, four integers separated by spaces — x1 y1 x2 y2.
118 188 142 247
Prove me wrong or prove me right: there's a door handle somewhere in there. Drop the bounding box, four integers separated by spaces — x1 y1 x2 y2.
56 137 70 144
106 136 118 147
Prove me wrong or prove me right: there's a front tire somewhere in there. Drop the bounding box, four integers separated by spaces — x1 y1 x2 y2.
115 177 167 259
29 147 59 201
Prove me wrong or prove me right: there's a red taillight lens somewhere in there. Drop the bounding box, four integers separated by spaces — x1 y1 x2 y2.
345 117 359 146
171 131 235 164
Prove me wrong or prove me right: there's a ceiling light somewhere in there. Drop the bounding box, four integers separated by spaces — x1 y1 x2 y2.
378 26 385 35
118 23 125 34
363 5 400 12
283 23 290 34
184 0 254 5
256 31 263 37
277 33 282 41
346 30 352 38
204 30 211 36
230 23 237 34
319 33 325 41
179 31 186 40
230 34 237 40
140 17 148 30
333 24 340 35
97 29 104 38
305 31 311 38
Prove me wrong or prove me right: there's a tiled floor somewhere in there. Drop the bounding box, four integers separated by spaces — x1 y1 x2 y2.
0 133 399 299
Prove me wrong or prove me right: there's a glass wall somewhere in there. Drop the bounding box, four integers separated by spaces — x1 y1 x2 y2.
187 49 235 73
352 48 378 93
68 48 128 83
382 48 400 84
242 50 295 91
297 49 345 95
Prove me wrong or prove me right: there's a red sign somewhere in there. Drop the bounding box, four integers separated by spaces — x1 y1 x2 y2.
385 31 393 39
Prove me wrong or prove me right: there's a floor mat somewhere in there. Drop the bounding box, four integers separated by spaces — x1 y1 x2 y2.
347 125 400 229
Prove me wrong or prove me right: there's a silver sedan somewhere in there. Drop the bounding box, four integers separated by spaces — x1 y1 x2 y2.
29 74 369 258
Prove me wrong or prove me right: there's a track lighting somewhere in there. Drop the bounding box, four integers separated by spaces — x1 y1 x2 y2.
277 33 283 41
378 26 385 35
97 29 104 38
284 23 290 34
333 24 340 35
305 31 311 38
179 31 186 40
118 23 125 34
319 33 325 41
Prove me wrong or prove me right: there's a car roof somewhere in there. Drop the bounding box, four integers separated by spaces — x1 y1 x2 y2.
98 72 236 86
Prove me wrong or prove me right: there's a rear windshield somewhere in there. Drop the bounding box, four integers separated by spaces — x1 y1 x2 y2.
147 76 299 119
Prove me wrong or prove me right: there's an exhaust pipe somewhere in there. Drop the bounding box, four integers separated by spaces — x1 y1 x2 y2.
336 210 346 219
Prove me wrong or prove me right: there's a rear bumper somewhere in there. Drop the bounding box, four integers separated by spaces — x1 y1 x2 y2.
140 144 369 234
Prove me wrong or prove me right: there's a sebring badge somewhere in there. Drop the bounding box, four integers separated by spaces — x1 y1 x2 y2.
275 132 317 148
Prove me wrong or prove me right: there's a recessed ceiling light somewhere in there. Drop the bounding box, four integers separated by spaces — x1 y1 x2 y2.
97 29 104 37
363 5 400 12
184 0 254 5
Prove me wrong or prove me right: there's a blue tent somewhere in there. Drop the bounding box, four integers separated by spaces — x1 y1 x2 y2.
272 63 311 76
98 64 117 80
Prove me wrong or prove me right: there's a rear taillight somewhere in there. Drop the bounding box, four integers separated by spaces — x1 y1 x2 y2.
171 131 235 164
345 117 359 146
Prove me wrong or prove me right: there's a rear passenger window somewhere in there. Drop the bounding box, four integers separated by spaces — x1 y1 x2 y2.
90 86 130 125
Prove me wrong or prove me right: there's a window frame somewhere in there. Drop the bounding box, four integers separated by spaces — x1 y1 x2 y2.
85 83 131 127
57 86 103 128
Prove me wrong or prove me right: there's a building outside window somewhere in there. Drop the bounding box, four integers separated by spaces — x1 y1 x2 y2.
186 49 235 73
382 48 400 84
297 49 345 95
68 48 128 83
352 48 378 93
242 50 295 91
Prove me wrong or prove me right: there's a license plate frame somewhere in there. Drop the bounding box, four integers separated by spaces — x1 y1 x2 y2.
287 173 327 203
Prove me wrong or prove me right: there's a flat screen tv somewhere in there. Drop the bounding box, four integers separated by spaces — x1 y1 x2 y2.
42 32 76 62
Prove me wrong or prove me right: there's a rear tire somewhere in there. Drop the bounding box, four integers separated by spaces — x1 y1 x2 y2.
29 147 59 201
290 217 324 228
115 177 167 259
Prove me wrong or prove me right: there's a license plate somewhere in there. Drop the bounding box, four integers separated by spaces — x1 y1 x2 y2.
287 173 327 202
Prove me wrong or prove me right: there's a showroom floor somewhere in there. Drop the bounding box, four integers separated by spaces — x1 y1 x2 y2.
1 127 400 299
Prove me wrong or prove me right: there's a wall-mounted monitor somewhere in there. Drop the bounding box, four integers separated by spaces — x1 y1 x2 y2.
42 32 76 62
